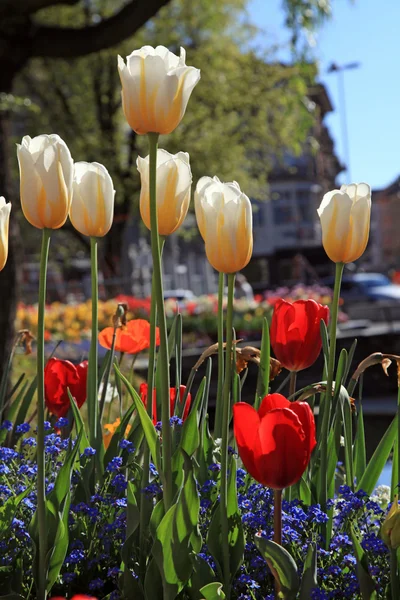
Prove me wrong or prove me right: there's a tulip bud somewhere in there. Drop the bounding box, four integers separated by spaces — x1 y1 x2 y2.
195 176 253 274
0 197 11 271
118 45 200 135
381 496 400 549
317 183 371 264
17 134 73 230
137 149 192 236
69 162 115 237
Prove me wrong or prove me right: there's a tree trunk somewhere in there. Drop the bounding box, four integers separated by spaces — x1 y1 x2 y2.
0 69 20 383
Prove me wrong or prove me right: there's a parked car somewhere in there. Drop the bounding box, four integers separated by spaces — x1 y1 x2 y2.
322 273 400 303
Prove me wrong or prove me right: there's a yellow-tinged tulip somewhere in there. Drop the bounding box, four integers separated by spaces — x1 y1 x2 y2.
317 183 371 264
195 176 253 274
17 134 73 230
70 162 115 237
0 197 11 271
137 149 192 236
381 496 400 549
118 45 200 135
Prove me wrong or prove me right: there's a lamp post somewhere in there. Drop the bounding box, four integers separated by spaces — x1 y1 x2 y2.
327 61 360 182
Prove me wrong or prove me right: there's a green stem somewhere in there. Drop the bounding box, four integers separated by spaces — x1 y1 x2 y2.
214 272 225 438
36 228 51 600
88 237 99 449
139 272 158 575
220 272 235 597
390 549 399 600
397 380 400 497
289 371 297 399
147 132 172 511
273 489 283 598
318 262 344 514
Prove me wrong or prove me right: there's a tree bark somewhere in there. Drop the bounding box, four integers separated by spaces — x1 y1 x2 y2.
0 69 20 383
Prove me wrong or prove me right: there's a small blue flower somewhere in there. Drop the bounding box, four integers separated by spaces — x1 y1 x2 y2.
107 456 123 472
15 423 30 434
119 439 135 453
55 417 69 428
0 420 12 431
84 446 96 457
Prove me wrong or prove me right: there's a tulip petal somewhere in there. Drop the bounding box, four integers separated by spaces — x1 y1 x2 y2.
258 393 290 418
233 402 263 483
257 407 308 489
289 401 317 456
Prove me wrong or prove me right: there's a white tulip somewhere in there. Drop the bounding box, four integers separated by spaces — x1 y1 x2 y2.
137 149 192 236
118 45 200 135
195 176 253 274
317 183 371 263
0 197 11 271
70 162 115 237
17 134 73 229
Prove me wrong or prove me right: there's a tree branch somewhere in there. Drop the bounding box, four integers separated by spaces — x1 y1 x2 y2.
30 0 172 59
1 0 80 14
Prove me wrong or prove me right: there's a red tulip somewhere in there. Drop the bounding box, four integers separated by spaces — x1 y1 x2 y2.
50 596 97 600
44 358 88 418
270 299 329 372
139 383 191 425
233 393 316 489
98 318 160 354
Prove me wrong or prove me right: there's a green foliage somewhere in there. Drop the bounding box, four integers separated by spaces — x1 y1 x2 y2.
254 536 300 599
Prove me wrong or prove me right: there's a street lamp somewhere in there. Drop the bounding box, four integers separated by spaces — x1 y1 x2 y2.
327 61 361 182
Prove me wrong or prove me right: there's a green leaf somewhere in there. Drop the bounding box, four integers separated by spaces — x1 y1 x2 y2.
152 452 200 599
299 543 317 600
122 481 140 569
207 460 245 583
103 400 136 468
254 536 299 599
320 319 330 370
340 387 354 490
11 377 37 444
69 391 90 454
0 487 32 536
299 476 312 505
199 582 226 599
144 558 163 600
350 526 378 599
115 364 160 472
354 399 367 489
255 317 270 407
0 380 28 444
47 490 71 591
357 414 398 496
344 338 357 385
187 554 216 600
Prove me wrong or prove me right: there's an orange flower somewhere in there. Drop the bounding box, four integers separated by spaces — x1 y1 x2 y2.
98 318 159 354
103 417 132 449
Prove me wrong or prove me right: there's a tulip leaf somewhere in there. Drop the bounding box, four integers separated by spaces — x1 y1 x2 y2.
103 399 136 468
357 414 398 496
0 380 28 444
354 398 367 489
320 318 330 372
152 452 200 599
0 487 32 536
175 312 183 393
144 558 163 600
69 390 90 454
199 582 226 599
340 386 355 490
255 317 270 408
254 536 299 598
11 377 37 444
299 475 312 505
350 526 378 599
207 459 244 582
46 490 71 591
344 338 357 385
121 481 140 570
299 542 317 600
115 364 161 472
188 554 216 599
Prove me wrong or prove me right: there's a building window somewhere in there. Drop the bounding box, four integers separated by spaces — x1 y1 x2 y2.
296 189 312 223
252 200 265 228
272 200 294 225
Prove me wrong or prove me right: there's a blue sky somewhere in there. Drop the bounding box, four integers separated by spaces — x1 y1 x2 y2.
248 0 400 190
